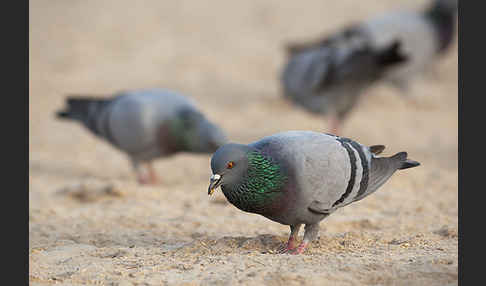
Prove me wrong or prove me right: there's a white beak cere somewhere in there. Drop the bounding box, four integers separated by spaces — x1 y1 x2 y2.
208 173 222 195
210 174 221 181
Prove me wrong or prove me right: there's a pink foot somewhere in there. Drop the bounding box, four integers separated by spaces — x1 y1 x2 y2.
287 242 308 255
136 168 160 185
278 237 298 253
148 175 160 185
147 164 160 185
137 175 150 185
137 176 160 185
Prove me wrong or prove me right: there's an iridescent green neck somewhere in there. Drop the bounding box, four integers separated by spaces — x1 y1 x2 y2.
167 118 190 150
222 150 287 214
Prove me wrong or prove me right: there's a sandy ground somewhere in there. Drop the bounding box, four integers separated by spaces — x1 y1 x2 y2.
29 0 458 285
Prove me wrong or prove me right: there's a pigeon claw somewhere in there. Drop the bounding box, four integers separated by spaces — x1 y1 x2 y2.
279 242 308 255
277 237 300 254
277 245 294 254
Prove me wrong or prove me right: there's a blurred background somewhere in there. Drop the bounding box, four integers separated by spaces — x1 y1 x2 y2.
29 0 457 285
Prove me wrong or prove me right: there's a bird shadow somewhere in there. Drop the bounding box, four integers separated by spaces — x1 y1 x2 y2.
168 234 286 256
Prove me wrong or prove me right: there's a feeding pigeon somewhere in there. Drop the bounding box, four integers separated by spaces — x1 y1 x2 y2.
208 131 420 254
57 88 228 184
281 0 457 134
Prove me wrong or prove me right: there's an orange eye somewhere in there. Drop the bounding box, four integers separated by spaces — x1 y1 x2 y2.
226 161 234 169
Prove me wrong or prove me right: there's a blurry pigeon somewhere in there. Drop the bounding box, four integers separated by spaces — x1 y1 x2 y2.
208 131 420 254
57 88 228 184
281 0 457 134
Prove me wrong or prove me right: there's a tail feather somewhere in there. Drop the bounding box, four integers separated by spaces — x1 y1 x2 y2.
56 95 114 135
352 151 420 203
399 159 421 170
56 111 70 118
369 145 386 155
57 95 110 120
389 152 420 170
318 40 408 90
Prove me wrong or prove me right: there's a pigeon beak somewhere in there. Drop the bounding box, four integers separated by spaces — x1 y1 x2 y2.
208 174 222 196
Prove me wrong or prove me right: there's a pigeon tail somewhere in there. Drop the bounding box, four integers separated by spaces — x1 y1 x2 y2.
388 152 421 170
56 95 115 135
56 96 109 119
398 158 421 170
352 151 420 203
56 110 71 118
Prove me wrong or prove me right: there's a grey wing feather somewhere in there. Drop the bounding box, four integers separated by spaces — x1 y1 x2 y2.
281 27 371 95
309 145 419 213
307 135 370 214
369 145 386 155
308 201 333 215
253 131 351 213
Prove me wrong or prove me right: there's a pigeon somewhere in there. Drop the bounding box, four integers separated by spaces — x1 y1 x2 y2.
208 131 420 254
57 88 228 184
281 0 457 134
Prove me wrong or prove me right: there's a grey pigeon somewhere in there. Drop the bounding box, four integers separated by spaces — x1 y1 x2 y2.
208 131 420 254
57 88 228 184
281 0 457 134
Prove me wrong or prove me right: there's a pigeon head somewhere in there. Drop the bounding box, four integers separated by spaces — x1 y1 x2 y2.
434 0 458 12
208 143 252 195
425 0 457 53
203 121 229 152
170 108 228 154
208 143 289 215
426 0 458 17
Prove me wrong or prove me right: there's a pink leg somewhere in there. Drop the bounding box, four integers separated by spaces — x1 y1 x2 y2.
147 162 159 185
288 241 309 255
279 224 301 253
136 170 150 185
328 115 340 136
286 236 298 250
406 96 421 108
133 161 151 185
286 223 319 255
